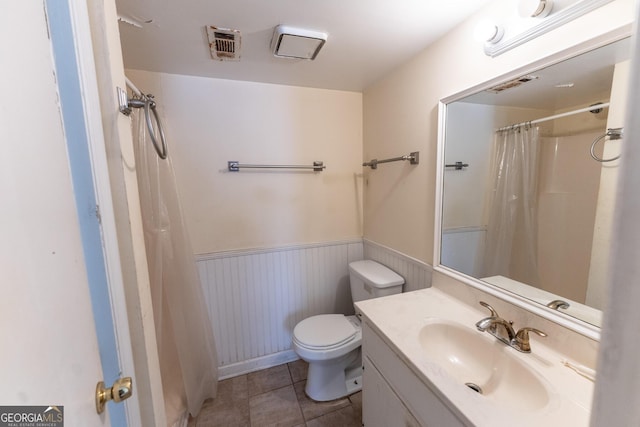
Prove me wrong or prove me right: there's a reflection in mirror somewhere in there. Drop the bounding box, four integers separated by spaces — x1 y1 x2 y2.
440 37 631 327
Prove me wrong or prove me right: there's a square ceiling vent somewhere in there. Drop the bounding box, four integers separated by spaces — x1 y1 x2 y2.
271 25 327 60
486 75 539 93
207 26 241 61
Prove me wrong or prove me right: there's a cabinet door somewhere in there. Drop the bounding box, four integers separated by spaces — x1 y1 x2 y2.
363 356 421 427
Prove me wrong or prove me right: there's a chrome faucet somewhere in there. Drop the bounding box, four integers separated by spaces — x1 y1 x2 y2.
475 301 547 353
476 315 516 344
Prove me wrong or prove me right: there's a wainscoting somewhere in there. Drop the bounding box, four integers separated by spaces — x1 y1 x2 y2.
198 239 433 379
363 239 432 293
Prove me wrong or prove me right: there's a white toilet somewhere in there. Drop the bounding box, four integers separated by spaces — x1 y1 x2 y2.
292 260 404 401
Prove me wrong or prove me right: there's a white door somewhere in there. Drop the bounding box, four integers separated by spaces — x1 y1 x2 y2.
0 2 126 425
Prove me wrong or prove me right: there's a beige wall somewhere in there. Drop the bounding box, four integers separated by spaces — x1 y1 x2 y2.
126 70 363 254
363 0 635 265
587 59 630 309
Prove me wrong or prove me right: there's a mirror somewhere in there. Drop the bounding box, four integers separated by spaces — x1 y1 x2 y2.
438 36 631 329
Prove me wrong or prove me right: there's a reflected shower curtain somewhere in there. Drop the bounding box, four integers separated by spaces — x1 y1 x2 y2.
132 109 218 425
482 125 540 285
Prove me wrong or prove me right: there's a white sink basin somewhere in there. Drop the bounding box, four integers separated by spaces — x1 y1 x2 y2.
419 318 550 412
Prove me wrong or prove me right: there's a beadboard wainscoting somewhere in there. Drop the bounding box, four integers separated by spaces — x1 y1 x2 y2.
363 239 433 292
197 240 364 379
197 239 432 379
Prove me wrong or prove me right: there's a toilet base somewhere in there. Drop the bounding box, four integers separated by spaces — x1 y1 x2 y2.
304 348 362 402
343 364 363 396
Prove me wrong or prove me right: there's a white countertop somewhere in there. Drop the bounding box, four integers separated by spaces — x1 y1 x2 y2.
355 287 594 427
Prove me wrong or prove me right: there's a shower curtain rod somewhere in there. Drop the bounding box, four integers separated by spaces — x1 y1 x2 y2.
125 76 142 97
496 102 610 132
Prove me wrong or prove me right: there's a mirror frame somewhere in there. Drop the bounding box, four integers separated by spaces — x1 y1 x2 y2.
434 25 633 341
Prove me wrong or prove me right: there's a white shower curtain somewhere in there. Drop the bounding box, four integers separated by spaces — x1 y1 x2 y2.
132 108 218 425
483 125 540 285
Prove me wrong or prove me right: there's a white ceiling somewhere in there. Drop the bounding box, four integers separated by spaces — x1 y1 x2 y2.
115 0 493 92
462 37 632 110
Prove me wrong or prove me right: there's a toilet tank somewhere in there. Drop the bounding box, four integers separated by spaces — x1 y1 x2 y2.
348 260 404 303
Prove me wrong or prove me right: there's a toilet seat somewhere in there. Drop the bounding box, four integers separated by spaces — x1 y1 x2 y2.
293 314 358 349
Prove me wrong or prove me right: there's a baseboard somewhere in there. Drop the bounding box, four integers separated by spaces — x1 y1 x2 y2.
218 350 300 380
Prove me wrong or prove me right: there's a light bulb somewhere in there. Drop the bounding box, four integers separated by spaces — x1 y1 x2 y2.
474 20 504 44
518 0 554 18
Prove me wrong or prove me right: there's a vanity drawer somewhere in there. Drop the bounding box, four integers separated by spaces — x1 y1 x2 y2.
362 321 469 427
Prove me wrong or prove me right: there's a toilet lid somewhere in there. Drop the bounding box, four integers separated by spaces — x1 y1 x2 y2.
293 314 357 349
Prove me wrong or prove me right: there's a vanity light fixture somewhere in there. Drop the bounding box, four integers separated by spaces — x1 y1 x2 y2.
271 25 327 60
474 20 504 44
518 0 554 18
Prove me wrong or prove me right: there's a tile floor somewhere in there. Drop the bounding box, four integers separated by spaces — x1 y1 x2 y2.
189 360 362 427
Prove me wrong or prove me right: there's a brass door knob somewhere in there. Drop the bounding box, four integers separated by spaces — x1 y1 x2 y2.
96 377 133 414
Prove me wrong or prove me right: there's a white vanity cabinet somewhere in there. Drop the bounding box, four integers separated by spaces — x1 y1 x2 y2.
363 355 420 427
361 319 468 427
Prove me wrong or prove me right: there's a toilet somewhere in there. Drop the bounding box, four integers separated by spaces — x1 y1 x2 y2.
292 260 404 401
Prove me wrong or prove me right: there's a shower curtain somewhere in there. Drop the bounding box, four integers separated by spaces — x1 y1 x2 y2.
132 108 218 425
482 125 540 285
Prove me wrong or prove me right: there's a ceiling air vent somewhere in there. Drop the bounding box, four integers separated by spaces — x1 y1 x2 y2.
206 26 241 61
486 75 538 93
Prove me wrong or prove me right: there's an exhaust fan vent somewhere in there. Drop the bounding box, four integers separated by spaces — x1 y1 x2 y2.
486 75 538 93
271 25 327 60
207 26 241 61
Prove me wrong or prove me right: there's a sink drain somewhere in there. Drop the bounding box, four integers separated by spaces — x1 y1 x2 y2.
465 382 483 394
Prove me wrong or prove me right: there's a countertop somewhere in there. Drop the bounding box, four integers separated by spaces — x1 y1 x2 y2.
355 287 595 427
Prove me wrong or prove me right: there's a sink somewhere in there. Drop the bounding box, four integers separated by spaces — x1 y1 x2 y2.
419 318 550 412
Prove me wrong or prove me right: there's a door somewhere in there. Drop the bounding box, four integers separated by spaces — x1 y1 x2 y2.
0 2 128 425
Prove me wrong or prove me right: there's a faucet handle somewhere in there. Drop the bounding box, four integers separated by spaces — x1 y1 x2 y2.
514 327 547 353
478 302 505 336
479 301 499 317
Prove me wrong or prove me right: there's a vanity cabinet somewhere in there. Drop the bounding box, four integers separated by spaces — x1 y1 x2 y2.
361 320 468 427
363 355 420 427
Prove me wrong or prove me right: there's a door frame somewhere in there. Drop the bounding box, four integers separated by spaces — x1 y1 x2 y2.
46 0 139 425
48 0 166 425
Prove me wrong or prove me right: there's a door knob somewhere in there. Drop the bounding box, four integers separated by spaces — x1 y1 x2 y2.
95 377 133 414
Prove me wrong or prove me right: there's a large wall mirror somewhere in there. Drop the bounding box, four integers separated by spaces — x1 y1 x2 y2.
436 33 631 332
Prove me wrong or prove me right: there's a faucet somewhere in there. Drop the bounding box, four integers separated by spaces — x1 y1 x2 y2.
513 328 547 353
476 315 516 345
475 301 547 353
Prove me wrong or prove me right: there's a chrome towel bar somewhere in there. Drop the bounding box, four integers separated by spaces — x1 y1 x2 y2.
362 151 419 169
445 161 469 170
228 161 325 172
